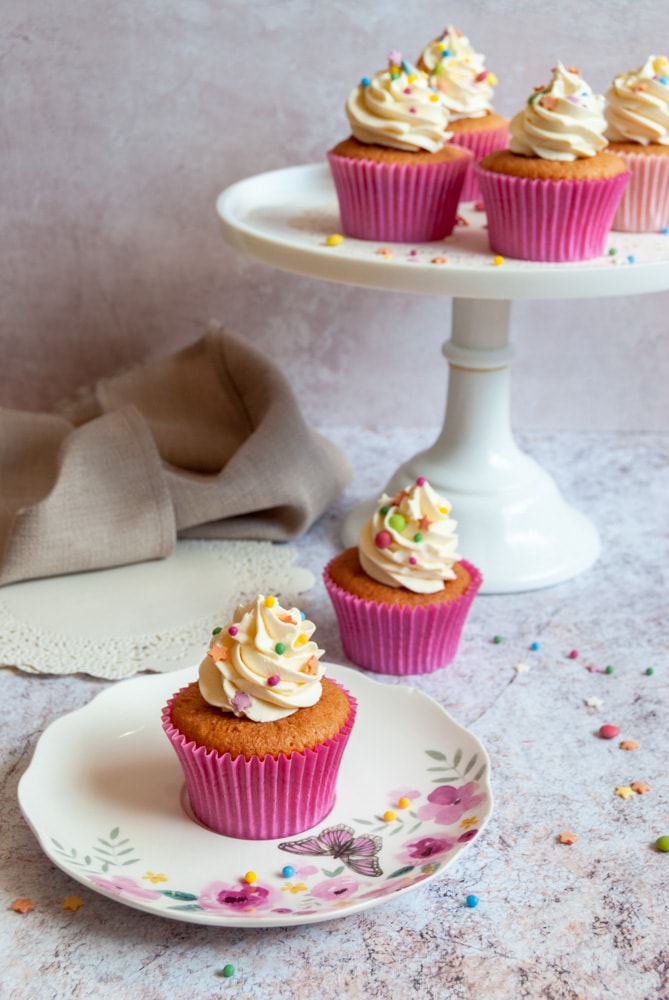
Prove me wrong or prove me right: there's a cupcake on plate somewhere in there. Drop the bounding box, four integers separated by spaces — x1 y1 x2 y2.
324 477 482 676
417 25 509 200
475 62 630 261
327 50 471 242
162 595 356 840
605 55 669 231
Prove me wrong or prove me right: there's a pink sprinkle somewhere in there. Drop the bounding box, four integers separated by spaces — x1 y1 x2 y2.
375 530 392 549
409 107 417 114
416 476 426 486
228 626 238 636
410 249 418 256
587 663 603 673
475 71 488 83
409 556 417 565
404 87 412 94
599 724 620 740
267 674 280 687
568 650 579 659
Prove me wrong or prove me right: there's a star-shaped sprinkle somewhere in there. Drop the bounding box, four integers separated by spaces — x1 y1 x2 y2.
584 696 603 708
558 831 578 845
208 643 228 662
620 740 640 751
614 786 635 799
62 896 85 912
514 662 531 674
10 898 35 914
631 781 651 794
303 655 320 676
417 515 432 532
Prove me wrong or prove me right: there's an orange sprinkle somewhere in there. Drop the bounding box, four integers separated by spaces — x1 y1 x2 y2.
383 810 397 822
10 898 35 914
208 644 228 662
620 740 640 751
62 896 85 912
541 94 559 111
431 256 448 264
557 831 578 845
398 797 411 809
304 655 320 676
278 615 297 625
631 781 651 794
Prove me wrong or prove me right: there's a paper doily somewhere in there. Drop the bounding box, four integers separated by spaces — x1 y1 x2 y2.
0 540 314 679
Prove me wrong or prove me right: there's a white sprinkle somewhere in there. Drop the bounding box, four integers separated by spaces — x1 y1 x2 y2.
514 662 531 674
584 695 603 708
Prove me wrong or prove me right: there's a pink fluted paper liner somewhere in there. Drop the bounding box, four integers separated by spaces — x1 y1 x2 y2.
323 558 482 676
162 681 357 840
448 124 509 201
475 165 630 261
610 151 669 232
327 147 471 242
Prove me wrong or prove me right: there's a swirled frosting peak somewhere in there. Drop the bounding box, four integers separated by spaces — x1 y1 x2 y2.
419 25 498 120
345 51 451 152
198 595 325 722
509 62 608 160
358 477 461 594
605 55 669 145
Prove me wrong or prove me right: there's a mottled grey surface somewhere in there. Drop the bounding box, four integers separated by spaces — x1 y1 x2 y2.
2 428 668 1000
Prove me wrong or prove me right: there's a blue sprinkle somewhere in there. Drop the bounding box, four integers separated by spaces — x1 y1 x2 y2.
466 894 479 908
361 77 371 87
659 77 668 85
530 642 541 651
662 226 669 234
299 610 306 620
282 866 295 879
627 254 636 264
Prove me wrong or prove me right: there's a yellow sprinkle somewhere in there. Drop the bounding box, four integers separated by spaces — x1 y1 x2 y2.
295 633 308 646
325 233 344 246
62 896 85 912
493 255 505 267
487 72 498 86
429 93 439 102
407 74 417 83
398 797 411 809
653 56 668 73
439 506 449 514
383 810 397 823
431 256 448 264
244 871 257 883
264 595 276 608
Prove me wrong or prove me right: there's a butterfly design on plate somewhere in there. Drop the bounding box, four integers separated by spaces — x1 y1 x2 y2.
278 824 383 878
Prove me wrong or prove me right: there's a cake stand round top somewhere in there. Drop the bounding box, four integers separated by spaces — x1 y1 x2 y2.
217 163 669 301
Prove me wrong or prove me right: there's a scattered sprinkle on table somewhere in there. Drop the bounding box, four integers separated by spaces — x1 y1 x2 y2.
631 781 651 794
281 865 295 879
220 964 235 979
604 665 615 675
383 810 398 823
586 663 603 673
62 896 85 912
325 234 344 246
10 898 35 914
530 641 541 651
645 667 654 676
492 255 504 266
620 740 639 751
627 254 636 264
514 662 531 674
558 831 578 845
466 894 479 908
615 786 635 799
431 256 448 264
584 696 603 708
243 871 257 884
568 650 579 660
655 836 669 853
398 797 411 809
599 724 620 739
609 247 617 256
492 635 503 644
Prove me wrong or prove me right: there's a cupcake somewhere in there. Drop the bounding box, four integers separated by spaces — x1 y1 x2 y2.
161 595 356 840
475 63 630 261
605 55 669 231
417 25 509 200
327 50 471 242
324 477 482 675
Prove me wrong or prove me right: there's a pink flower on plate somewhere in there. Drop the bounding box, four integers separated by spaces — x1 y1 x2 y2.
396 835 456 867
309 875 360 903
416 781 487 826
199 880 279 913
88 875 162 901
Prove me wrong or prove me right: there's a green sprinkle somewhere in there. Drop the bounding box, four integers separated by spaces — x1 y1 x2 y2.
645 667 654 676
604 665 614 675
493 635 503 645
220 964 235 978
212 626 222 635
388 514 407 533
275 642 286 655
380 505 391 515
413 532 423 542
656 836 669 853
609 247 617 256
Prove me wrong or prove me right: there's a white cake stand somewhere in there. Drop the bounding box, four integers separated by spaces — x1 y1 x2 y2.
217 164 669 593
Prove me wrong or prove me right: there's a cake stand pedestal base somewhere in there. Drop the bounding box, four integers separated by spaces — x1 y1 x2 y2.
341 298 600 594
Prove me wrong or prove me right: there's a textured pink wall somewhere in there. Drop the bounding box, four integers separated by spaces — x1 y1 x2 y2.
2 0 668 430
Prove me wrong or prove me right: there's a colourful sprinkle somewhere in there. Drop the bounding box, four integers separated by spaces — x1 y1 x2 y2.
609 247 617 255
221 964 235 979
615 786 635 799
388 50 402 66
388 514 407 532
361 77 370 88
620 740 639 751
228 626 238 636
599 724 620 740
398 797 411 809
558 831 578 845
413 533 423 542
244 871 257 884
645 667 654 676
380 504 391 514
409 556 418 565
295 633 308 646
212 626 222 635
375 530 392 549
627 254 636 264
568 650 579 659
267 674 280 687
264 596 276 608
466 894 479 907
10 898 35 914
655 836 669 852
493 635 503 644
274 643 286 655
604 665 614 675
416 477 426 486
631 781 651 795
431 256 448 264
282 865 295 878
62 896 85 912
325 233 344 246
493 255 504 266
383 810 398 822
530 642 541 651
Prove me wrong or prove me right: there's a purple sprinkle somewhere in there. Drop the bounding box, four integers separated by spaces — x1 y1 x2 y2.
228 626 238 637
267 674 281 687
231 691 251 711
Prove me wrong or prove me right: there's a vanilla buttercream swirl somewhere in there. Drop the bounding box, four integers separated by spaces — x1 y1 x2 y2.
198 595 325 722
509 62 607 160
358 478 461 594
419 25 497 120
605 55 669 145
346 54 450 152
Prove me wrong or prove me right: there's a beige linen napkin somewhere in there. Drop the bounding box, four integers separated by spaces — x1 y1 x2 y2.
0 322 351 585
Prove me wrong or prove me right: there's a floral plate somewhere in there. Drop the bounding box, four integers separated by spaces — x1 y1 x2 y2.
18 664 493 927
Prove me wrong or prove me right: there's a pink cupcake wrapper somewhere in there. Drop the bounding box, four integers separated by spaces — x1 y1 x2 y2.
162 681 357 840
323 558 482 676
448 124 510 201
474 165 630 261
327 148 471 242
610 151 669 232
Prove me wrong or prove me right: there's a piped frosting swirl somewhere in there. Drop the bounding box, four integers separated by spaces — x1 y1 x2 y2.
418 25 498 120
509 62 608 160
358 477 461 594
198 595 325 722
605 55 669 145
